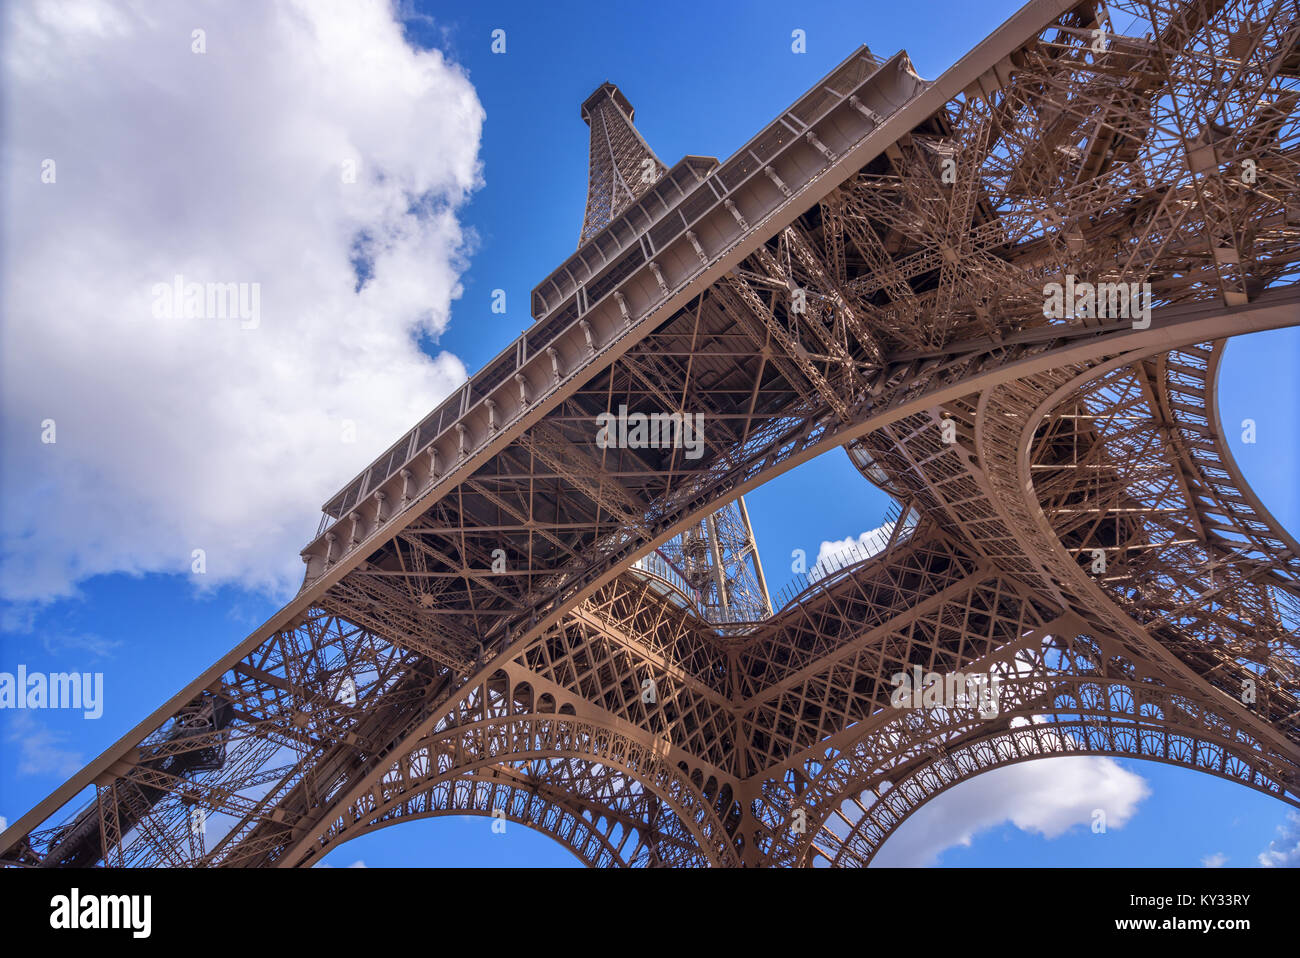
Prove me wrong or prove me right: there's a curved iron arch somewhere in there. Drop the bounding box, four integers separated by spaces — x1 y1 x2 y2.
809 714 1299 867
296 709 735 867
309 765 694 868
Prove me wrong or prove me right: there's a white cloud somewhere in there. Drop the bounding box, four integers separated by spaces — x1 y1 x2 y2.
1201 852 1228 868
4 712 85 778
39 632 122 658
1258 811 1300 867
1 0 482 604
812 521 896 580
873 756 1150 866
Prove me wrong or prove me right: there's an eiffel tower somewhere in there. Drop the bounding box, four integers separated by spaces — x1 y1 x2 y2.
4 0 1299 868
580 82 772 628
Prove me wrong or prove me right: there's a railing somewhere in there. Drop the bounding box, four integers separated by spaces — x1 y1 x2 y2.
630 549 702 613
627 497 921 630
631 548 785 626
302 44 925 562
768 498 920 613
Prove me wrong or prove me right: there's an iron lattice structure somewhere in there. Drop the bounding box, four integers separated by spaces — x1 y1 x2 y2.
4 0 1300 868
581 84 772 629
579 82 665 245
634 497 772 628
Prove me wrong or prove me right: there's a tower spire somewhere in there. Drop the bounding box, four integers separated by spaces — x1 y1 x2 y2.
578 82 663 246
581 83 772 626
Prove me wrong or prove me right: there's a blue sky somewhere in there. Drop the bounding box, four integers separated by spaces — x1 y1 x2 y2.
1 0 1297 868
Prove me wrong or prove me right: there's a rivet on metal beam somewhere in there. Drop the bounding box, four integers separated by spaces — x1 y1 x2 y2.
724 199 749 230
647 262 669 296
613 290 632 326
805 131 837 161
685 230 709 266
547 346 562 383
763 165 792 198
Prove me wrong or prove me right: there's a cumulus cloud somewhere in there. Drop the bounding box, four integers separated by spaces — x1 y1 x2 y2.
1201 852 1228 868
1258 811 1300 867
873 756 1150 866
812 521 896 580
1 0 482 604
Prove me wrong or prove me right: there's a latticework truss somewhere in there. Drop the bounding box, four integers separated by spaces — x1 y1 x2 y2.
3 0 1299 868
